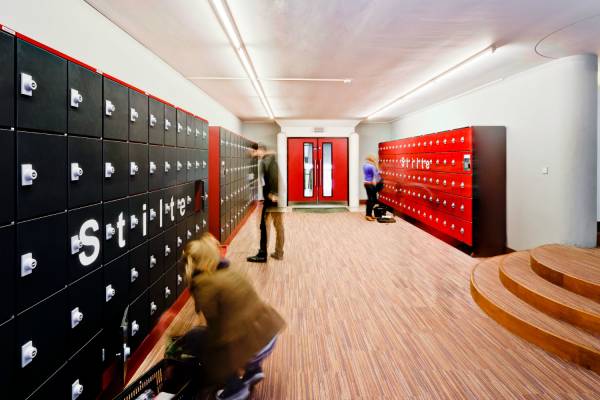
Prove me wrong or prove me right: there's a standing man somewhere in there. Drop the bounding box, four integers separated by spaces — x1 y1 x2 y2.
247 143 285 263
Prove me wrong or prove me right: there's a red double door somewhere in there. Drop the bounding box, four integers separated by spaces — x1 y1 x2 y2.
288 138 348 203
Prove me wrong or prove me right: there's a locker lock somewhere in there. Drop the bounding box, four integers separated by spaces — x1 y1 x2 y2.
106 223 116 240
195 161 200 169
460 228 465 235
177 274 183 285
149 208 157 221
21 253 37 277
130 162 139 176
442 180 447 186
149 161 157 175
460 182 465 189
105 284 116 302
105 100 116 116
150 255 157 268
177 123 183 133
131 321 140 336
203 161 207 168
21 164 38 186
195 128 200 137
165 287 172 298
71 307 84 328
71 235 84 254
105 162 115 178
186 195 192 205
21 341 38 368
187 230 192 239
130 215 139 229
72 379 84 400
203 130 207 139
177 161 183 171
165 119 172 130
187 161 192 170
451 203 456 209
130 108 139 122
150 114 157 127
165 245 171 256
460 204 465 212
165 161 171 172
70 88 84 108
195 224 200 233
123 344 131 361
71 163 84 181
131 267 139 282
177 237 183 247
443 200 447 207
20 73 38 96
187 126 191 135
165 204 171 214
150 301 158 315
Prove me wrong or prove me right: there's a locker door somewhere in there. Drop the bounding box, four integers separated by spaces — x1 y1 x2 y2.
148 98 165 145
287 138 318 203
200 120 209 150
102 254 128 356
128 290 149 352
16 39 67 133
176 109 186 147
148 233 165 284
192 148 201 182
0 226 15 323
67 62 102 138
176 220 187 255
66 333 103 400
164 146 177 188
186 148 195 182
67 267 102 356
128 193 148 248
0 129 14 225
129 142 149 195
164 226 177 270
317 138 348 202
148 190 164 237
164 266 177 308
164 104 176 147
17 131 67 220
148 145 164 191
162 187 177 228
176 147 187 185
16 290 68 399
103 198 129 263
25 362 69 400
0 31 14 129
68 204 102 283
176 259 186 297
200 150 208 180
193 117 201 149
103 78 128 141
129 243 149 301
102 140 129 201
185 113 195 148
0 319 15 399
68 136 102 208
16 212 67 312
148 276 164 328
128 89 148 143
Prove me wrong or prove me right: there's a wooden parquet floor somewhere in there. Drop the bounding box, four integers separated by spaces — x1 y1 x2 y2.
136 211 600 399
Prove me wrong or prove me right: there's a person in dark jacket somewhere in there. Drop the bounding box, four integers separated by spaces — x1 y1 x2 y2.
182 234 286 400
247 143 285 262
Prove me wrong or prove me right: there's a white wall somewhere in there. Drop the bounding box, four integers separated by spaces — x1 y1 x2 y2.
392 54 598 250
598 86 600 223
241 122 280 150
356 122 392 200
1 0 241 132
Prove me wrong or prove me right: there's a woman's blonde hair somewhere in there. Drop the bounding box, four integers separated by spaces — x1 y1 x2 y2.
366 154 378 167
182 233 221 285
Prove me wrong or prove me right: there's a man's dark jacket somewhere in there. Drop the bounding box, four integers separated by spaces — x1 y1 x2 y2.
262 154 279 205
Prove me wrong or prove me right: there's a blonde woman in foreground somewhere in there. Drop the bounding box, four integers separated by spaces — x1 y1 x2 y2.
183 233 285 400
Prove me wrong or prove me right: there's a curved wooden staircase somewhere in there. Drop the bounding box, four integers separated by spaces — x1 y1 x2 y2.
471 245 600 373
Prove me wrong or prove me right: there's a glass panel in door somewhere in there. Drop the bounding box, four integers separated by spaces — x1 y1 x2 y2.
303 143 314 197
322 143 333 197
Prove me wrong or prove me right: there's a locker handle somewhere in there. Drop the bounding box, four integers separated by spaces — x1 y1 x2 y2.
150 114 157 127
20 73 37 96
20 253 37 277
105 163 115 178
131 268 139 282
71 307 84 329
105 285 116 302
70 88 83 108
72 379 84 400
21 341 38 368
149 161 157 175
21 164 38 186
130 162 139 176
105 100 116 116
149 255 157 268
71 163 84 181
150 301 158 315
71 235 84 255
165 287 172 298
131 321 140 336
149 209 157 221
165 119 172 130
130 215 139 229
105 224 116 240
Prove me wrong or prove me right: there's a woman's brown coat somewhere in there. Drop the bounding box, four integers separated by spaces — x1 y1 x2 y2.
190 268 285 383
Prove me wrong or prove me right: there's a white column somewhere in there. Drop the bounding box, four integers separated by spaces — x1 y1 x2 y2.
276 132 288 209
348 132 360 210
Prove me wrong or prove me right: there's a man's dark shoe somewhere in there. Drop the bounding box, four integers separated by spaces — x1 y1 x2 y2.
247 253 267 263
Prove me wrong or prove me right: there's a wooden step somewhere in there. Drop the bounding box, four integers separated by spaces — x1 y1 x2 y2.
500 252 600 332
471 257 600 373
530 245 600 302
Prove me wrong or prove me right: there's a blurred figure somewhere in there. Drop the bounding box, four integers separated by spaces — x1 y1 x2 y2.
363 154 382 221
183 233 286 400
247 143 285 262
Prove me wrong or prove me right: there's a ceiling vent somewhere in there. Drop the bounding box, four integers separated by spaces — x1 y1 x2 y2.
313 127 325 133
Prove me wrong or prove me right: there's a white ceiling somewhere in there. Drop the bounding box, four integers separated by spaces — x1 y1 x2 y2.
86 0 600 122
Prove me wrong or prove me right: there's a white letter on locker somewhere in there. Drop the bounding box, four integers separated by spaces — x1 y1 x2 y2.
79 219 100 267
117 212 126 248
169 196 175 222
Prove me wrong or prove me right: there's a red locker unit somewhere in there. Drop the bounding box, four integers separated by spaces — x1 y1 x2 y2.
209 126 258 243
378 126 506 256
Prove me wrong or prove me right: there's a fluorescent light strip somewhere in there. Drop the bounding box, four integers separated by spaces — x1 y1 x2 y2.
367 46 496 120
187 77 352 84
209 0 274 119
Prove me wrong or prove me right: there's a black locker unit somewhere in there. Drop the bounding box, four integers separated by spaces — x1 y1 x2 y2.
128 290 149 352
68 136 102 208
103 78 128 141
0 30 14 129
148 145 164 191
67 62 102 138
0 226 15 323
128 192 149 248
103 139 129 201
68 203 103 283
0 129 14 225
148 98 165 145
129 242 149 301
148 190 164 237
0 318 16 398
103 198 129 263
67 267 102 356
16 212 67 312
129 142 149 195
164 104 176 147
176 147 187 185
16 39 67 134
128 89 149 143
16 289 68 399
148 233 165 284
176 108 186 147
164 146 177 188
16 131 67 221
162 187 177 228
